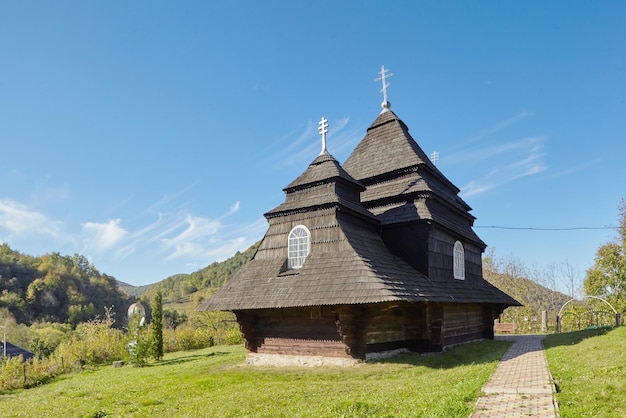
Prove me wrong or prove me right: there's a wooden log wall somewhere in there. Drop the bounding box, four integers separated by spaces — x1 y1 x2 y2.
441 303 486 346
237 302 490 359
337 302 434 356
238 307 349 358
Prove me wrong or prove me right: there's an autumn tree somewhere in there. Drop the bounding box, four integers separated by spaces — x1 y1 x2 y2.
584 200 626 314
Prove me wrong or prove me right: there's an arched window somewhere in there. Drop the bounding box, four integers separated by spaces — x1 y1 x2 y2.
453 241 465 280
288 225 310 269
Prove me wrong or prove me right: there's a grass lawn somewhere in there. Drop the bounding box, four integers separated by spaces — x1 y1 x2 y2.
0 339 509 417
544 326 626 418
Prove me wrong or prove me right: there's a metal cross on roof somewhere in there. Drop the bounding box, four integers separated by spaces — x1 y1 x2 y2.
431 151 439 166
318 116 329 155
375 65 393 111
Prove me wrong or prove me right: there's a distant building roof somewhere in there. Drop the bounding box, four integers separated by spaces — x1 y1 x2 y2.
3 341 35 361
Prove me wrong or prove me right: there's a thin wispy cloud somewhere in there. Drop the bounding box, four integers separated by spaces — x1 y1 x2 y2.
508 148 546 179
549 158 601 178
224 201 240 217
72 196 263 279
459 139 548 198
459 181 495 197
0 188 261 280
29 183 71 208
468 110 534 142
0 198 63 238
161 215 222 260
441 110 536 159
439 110 549 199
258 116 362 169
445 136 545 166
277 120 320 164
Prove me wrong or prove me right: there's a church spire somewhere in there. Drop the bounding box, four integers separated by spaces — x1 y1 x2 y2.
375 65 393 113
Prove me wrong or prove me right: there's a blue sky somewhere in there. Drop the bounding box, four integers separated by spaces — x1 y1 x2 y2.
1 2 624 287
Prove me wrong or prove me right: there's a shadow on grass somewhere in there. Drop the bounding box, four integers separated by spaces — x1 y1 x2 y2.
145 351 232 367
543 326 613 350
375 339 512 369
142 339 512 371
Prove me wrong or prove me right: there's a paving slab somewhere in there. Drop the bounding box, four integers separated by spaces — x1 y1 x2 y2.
471 335 559 418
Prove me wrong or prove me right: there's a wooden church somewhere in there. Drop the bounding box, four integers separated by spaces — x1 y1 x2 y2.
198 68 520 363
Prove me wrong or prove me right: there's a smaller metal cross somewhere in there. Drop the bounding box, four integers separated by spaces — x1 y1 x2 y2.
431 151 439 166
318 117 329 155
375 65 393 108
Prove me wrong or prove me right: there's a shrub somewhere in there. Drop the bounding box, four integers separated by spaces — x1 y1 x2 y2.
188 311 242 346
55 307 124 367
0 355 61 391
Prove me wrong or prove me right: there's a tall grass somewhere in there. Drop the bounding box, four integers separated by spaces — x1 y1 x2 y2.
544 326 626 418
0 340 510 417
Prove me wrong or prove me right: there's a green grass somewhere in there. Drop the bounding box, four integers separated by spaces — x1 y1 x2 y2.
0 340 510 417
544 326 626 418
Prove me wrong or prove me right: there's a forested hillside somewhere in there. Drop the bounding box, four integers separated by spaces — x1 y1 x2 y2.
117 281 151 298
0 244 134 326
141 241 260 304
483 255 570 332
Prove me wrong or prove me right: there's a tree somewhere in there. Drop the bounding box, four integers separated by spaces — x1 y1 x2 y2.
584 200 626 314
560 259 582 299
151 291 163 360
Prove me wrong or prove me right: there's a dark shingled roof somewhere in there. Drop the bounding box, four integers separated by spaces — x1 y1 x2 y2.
284 152 366 193
343 109 485 248
199 216 456 311
265 152 376 222
198 147 520 311
343 110 441 182
200 151 449 311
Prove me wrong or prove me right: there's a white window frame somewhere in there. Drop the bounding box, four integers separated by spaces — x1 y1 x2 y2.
288 225 311 269
453 241 465 280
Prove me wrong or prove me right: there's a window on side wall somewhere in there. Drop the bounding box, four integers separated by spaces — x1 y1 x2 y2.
288 225 310 269
453 241 465 280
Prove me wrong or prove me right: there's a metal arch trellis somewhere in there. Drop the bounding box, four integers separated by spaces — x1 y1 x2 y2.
557 295 621 333
559 310 615 332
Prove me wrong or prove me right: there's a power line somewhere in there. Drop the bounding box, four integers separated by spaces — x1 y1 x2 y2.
474 225 618 231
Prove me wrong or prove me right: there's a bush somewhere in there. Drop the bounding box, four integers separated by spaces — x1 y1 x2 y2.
29 323 71 358
223 327 244 345
163 326 208 353
0 355 62 391
55 308 124 367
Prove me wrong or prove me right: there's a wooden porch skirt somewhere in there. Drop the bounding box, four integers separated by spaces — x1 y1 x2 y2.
252 337 348 358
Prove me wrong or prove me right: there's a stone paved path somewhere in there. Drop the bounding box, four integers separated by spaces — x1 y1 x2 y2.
471 335 559 418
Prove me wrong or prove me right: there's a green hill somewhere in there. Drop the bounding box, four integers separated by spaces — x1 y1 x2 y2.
116 281 151 298
124 241 260 311
0 244 134 326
